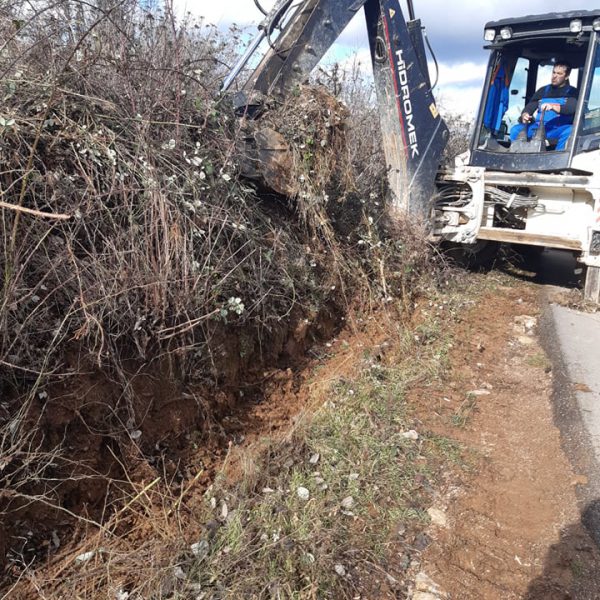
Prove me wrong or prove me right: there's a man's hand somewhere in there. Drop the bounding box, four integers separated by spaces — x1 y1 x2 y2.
521 112 533 123
539 102 561 113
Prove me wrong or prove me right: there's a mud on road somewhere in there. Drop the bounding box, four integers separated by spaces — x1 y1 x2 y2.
412 281 600 600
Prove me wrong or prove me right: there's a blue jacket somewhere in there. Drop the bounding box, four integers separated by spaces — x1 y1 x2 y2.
522 83 578 121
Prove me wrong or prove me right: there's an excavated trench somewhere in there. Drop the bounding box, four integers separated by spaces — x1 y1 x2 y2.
0 302 343 580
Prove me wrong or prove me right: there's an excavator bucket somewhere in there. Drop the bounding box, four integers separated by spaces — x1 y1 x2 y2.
365 0 448 221
226 0 448 223
229 0 371 196
237 125 297 196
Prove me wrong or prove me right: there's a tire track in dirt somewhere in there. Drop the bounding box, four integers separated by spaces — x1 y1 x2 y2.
413 282 600 599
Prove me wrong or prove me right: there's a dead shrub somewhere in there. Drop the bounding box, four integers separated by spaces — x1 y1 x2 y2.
0 0 438 591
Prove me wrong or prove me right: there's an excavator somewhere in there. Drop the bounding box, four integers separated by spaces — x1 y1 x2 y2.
222 1 600 303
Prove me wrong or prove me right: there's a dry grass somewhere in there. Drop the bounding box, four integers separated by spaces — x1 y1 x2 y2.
0 0 444 594
9 290 472 599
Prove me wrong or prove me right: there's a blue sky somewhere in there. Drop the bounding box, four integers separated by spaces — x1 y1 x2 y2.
175 1 600 115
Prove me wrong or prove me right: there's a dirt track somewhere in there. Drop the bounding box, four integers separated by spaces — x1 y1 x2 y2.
412 282 600 599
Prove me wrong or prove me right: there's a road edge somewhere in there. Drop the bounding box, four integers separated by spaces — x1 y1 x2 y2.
538 289 600 548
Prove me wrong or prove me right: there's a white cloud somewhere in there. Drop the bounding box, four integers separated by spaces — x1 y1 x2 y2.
432 61 487 87
173 0 269 26
169 0 277 25
177 1 600 34
175 0 600 117
436 85 484 118
321 47 372 72
429 60 488 117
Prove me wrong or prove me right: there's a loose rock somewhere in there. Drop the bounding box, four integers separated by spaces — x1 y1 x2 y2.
341 496 355 510
190 540 209 560
75 550 96 564
413 593 439 600
296 486 310 501
427 507 448 528
513 315 537 334
414 571 447 598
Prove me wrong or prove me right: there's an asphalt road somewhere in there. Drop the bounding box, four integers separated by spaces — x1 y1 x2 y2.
549 304 600 463
537 249 600 548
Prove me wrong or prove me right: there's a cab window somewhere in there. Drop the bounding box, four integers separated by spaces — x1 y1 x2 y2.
583 44 600 134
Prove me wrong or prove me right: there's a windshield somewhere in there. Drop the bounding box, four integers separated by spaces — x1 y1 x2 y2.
476 40 587 154
582 37 600 136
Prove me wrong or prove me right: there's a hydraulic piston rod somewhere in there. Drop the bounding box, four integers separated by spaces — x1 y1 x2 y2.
222 0 295 92
222 29 266 92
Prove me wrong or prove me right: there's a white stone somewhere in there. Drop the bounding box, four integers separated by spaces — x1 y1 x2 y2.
297 487 310 501
427 507 448 528
414 571 447 598
413 593 439 600
341 496 355 510
75 550 95 563
190 540 209 560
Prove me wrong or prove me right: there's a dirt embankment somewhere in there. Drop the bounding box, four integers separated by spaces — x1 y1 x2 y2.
4 265 600 598
0 301 340 568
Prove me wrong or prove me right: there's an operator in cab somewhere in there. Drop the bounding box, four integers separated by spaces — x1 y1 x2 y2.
509 61 578 150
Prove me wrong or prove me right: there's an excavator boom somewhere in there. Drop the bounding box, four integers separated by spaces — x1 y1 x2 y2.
226 0 448 220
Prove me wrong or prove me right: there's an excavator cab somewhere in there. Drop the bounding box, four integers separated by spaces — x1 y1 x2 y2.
471 11 600 173
436 11 600 302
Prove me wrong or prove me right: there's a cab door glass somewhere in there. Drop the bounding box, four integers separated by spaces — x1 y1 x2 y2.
583 43 600 134
503 57 528 131
479 54 521 145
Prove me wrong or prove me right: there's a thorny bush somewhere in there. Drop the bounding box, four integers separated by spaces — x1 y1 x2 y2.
0 0 437 585
0 0 434 393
